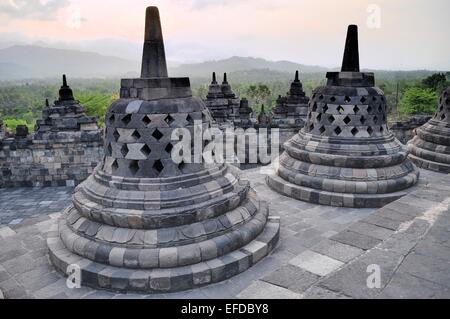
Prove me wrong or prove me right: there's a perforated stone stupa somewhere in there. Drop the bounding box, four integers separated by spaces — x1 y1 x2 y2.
205 72 240 124
408 87 450 173
272 71 310 128
35 76 100 138
47 6 279 293
267 25 419 208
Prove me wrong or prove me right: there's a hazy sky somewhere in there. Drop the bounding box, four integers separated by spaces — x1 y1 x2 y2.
0 0 449 70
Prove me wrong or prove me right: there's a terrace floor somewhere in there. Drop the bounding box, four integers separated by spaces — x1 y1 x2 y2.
0 167 449 299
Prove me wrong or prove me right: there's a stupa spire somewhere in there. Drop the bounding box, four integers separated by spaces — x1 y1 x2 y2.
58 74 74 101
212 72 217 83
341 25 360 72
141 6 168 78
223 72 228 83
295 70 299 82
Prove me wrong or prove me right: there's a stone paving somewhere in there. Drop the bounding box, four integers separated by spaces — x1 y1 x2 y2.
0 168 449 299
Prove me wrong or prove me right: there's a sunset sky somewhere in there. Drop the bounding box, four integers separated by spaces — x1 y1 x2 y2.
0 0 449 70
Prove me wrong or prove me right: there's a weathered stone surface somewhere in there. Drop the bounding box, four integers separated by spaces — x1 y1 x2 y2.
0 76 103 188
267 25 419 208
204 72 240 125
46 6 279 294
271 71 309 130
408 87 450 174
289 250 344 276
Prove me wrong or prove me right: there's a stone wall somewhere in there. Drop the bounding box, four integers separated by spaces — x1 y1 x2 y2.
0 131 103 188
389 115 432 144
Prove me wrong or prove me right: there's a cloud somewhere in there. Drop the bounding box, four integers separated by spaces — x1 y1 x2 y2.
0 0 70 20
172 0 244 10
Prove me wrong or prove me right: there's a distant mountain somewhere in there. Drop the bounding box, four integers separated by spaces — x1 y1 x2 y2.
0 45 139 80
0 45 442 83
169 56 330 78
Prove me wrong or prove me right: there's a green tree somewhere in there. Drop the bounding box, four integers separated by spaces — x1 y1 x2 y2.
77 92 118 127
399 87 438 115
422 73 447 92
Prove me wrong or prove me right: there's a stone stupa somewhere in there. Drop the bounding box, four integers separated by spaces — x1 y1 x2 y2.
47 6 279 293
205 72 228 123
267 25 419 208
204 73 240 124
0 118 4 140
233 98 255 129
35 75 101 138
221 73 240 120
272 71 310 128
408 86 450 173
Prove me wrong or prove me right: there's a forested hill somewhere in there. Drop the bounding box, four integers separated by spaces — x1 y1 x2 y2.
0 45 139 80
0 45 446 82
170 56 330 78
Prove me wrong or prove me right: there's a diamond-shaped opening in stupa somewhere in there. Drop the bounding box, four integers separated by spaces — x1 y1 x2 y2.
153 160 164 174
152 129 164 141
121 144 129 157
122 114 132 125
129 160 139 175
140 144 151 157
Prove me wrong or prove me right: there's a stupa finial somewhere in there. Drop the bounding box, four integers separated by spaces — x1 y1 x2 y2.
141 6 168 78
295 70 299 82
341 25 360 72
223 72 228 83
45 99 49 107
62 74 68 87
212 72 217 83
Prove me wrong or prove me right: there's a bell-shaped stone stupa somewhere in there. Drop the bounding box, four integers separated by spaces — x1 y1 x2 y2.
47 6 279 293
272 71 310 128
205 72 228 122
408 87 450 173
267 25 419 208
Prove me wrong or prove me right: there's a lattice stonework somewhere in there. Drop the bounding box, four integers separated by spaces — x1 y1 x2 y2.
267 25 419 208
102 109 207 178
305 92 388 138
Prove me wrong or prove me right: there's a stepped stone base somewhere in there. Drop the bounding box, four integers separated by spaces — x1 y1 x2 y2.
409 154 450 174
267 172 418 208
47 207 280 293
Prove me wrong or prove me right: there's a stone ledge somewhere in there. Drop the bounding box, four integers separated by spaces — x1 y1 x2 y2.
47 218 280 293
266 173 416 208
409 154 450 174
